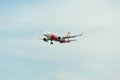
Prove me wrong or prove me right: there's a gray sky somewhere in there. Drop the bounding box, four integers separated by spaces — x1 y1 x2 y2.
0 0 120 80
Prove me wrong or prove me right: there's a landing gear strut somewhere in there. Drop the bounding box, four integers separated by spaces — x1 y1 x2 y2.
50 40 53 44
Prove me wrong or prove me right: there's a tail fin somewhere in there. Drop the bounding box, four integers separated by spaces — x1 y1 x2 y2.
66 32 70 37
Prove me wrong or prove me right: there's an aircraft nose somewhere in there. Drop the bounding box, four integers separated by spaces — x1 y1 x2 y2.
43 33 47 36
43 32 51 37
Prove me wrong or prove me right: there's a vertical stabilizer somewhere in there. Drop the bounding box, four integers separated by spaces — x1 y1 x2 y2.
66 32 70 37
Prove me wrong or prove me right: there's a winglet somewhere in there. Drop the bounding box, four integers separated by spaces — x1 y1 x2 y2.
79 32 83 36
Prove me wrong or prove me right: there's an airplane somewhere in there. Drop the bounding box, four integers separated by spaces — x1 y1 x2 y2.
40 31 83 44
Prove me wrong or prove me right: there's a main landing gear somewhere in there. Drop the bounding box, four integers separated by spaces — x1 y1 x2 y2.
50 40 53 44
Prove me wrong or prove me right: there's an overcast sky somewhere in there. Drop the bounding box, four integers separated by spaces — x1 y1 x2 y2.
0 0 120 80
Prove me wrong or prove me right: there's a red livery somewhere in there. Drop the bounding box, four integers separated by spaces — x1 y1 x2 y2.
41 31 83 44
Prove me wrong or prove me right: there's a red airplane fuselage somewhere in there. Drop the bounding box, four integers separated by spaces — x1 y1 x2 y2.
42 31 82 44
50 33 70 43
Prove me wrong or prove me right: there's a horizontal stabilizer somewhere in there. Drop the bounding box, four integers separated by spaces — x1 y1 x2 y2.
69 39 77 41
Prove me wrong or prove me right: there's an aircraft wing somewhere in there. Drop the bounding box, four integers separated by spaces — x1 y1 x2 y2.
63 33 83 39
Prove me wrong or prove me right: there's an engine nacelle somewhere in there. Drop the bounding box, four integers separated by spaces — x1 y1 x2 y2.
43 38 48 42
58 36 63 40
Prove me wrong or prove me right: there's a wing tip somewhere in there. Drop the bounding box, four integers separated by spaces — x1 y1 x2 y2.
79 32 83 36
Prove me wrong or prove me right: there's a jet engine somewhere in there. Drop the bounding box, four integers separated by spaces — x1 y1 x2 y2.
58 36 63 40
43 38 48 42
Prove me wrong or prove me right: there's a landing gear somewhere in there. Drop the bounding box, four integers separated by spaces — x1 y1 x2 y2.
51 42 53 44
50 40 53 44
60 41 63 43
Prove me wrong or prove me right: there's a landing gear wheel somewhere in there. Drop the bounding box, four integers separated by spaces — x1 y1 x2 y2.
51 42 53 44
60 42 63 43
50 40 53 44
